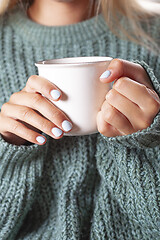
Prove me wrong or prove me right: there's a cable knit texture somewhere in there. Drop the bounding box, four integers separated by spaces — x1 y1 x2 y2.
0 6 160 240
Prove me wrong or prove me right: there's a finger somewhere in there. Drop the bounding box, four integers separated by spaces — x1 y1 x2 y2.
97 111 122 137
24 75 62 101
1 103 64 139
113 77 160 116
9 91 72 133
100 58 152 88
101 100 134 135
106 88 149 131
0 115 46 145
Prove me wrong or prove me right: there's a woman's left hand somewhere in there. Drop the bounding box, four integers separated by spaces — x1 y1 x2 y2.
97 59 160 137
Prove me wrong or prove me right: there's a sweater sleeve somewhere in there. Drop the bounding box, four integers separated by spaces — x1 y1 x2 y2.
0 135 47 240
95 134 160 238
95 61 160 238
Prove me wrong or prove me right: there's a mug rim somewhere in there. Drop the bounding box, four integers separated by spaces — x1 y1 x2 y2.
35 56 113 67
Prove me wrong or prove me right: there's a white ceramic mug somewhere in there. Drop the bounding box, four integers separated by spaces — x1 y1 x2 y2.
35 56 112 136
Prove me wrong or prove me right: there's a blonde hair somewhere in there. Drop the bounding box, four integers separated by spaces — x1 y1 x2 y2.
98 0 160 52
0 0 159 51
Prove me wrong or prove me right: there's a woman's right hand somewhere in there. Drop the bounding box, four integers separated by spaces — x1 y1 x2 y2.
0 75 72 146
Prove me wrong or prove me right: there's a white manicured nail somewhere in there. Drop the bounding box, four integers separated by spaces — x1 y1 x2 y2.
50 90 61 100
51 127 63 137
62 120 72 132
100 70 111 79
36 136 46 144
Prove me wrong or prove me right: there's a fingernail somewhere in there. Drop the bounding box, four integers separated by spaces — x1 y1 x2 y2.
100 70 111 79
51 127 63 137
62 120 72 132
36 136 46 144
50 90 61 100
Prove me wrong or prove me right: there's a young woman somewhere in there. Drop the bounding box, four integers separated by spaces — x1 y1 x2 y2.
0 0 159 239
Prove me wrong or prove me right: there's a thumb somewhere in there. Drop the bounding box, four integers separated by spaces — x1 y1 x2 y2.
100 58 151 88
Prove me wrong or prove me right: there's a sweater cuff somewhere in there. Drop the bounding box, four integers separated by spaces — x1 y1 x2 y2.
132 60 160 97
100 60 160 149
0 135 46 182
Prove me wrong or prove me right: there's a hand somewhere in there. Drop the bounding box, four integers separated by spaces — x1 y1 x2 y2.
97 59 160 137
0 75 72 145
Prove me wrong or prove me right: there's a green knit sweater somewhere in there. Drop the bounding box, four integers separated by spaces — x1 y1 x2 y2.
0 6 160 240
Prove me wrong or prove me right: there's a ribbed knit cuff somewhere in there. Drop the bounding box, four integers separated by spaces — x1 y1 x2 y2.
0 135 46 182
132 60 160 97
100 60 160 149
